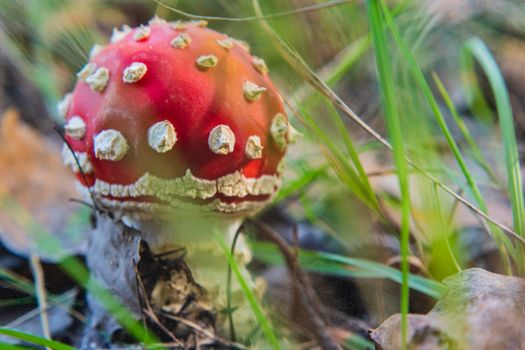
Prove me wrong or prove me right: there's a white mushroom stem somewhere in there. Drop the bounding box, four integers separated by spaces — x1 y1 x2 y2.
122 214 264 335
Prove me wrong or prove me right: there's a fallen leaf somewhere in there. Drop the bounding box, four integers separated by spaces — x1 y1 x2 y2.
0 109 88 260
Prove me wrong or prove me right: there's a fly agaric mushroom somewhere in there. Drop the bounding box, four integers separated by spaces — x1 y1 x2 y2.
60 18 294 335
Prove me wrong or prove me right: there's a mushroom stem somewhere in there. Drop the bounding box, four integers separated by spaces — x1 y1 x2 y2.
122 214 264 336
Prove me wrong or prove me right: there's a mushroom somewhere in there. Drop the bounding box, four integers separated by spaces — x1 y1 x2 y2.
61 18 292 336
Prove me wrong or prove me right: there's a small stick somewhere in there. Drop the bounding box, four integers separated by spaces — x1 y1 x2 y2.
154 0 352 22
161 313 240 348
53 125 102 213
133 260 184 347
226 226 242 341
132 259 149 342
248 218 342 350
143 308 184 347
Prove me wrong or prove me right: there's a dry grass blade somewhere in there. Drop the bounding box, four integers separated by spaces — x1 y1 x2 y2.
250 0 525 246
155 0 353 22
29 253 51 350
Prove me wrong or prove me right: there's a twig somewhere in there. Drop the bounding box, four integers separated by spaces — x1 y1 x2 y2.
161 312 247 350
248 218 342 350
251 0 525 246
142 309 184 348
226 226 243 341
29 253 51 350
132 259 150 342
53 125 102 213
133 260 184 347
68 198 95 210
154 0 352 22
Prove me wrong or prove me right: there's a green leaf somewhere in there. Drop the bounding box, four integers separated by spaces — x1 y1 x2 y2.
366 0 411 345
461 38 525 243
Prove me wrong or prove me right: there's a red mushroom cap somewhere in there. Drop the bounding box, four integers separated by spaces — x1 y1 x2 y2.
60 18 292 218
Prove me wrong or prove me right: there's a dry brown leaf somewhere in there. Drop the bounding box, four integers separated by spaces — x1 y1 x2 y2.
0 109 87 259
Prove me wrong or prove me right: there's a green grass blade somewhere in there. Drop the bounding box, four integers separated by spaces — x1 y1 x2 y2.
0 328 75 350
0 341 34 350
251 0 521 246
323 100 379 208
377 1 516 268
274 164 328 203
366 0 411 345
377 3 485 210
432 73 499 186
461 38 525 240
252 242 445 299
459 48 493 123
300 107 379 209
57 256 156 345
301 36 371 108
315 252 444 299
215 234 282 350
343 334 375 350
0 268 41 299
0 297 35 308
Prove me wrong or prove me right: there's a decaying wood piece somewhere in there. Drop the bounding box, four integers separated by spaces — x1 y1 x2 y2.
370 268 525 350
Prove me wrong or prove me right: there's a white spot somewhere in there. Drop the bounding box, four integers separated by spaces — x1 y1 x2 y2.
77 62 97 82
277 159 285 174
171 20 208 30
233 39 250 52
288 123 302 144
57 93 72 119
94 129 129 161
196 55 218 69
61 144 74 166
170 33 191 49
85 67 110 92
123 62 147 83
65 116 87 139
61 144 93 174
217 37 234 49
148 120 177 153
208 125 235 155
110 25 132 43
89 44 104 59
245 135 263 159
148 16 167 25
133 25 151 41
243 81 266 102
270 113 288 150
252 56 269 74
